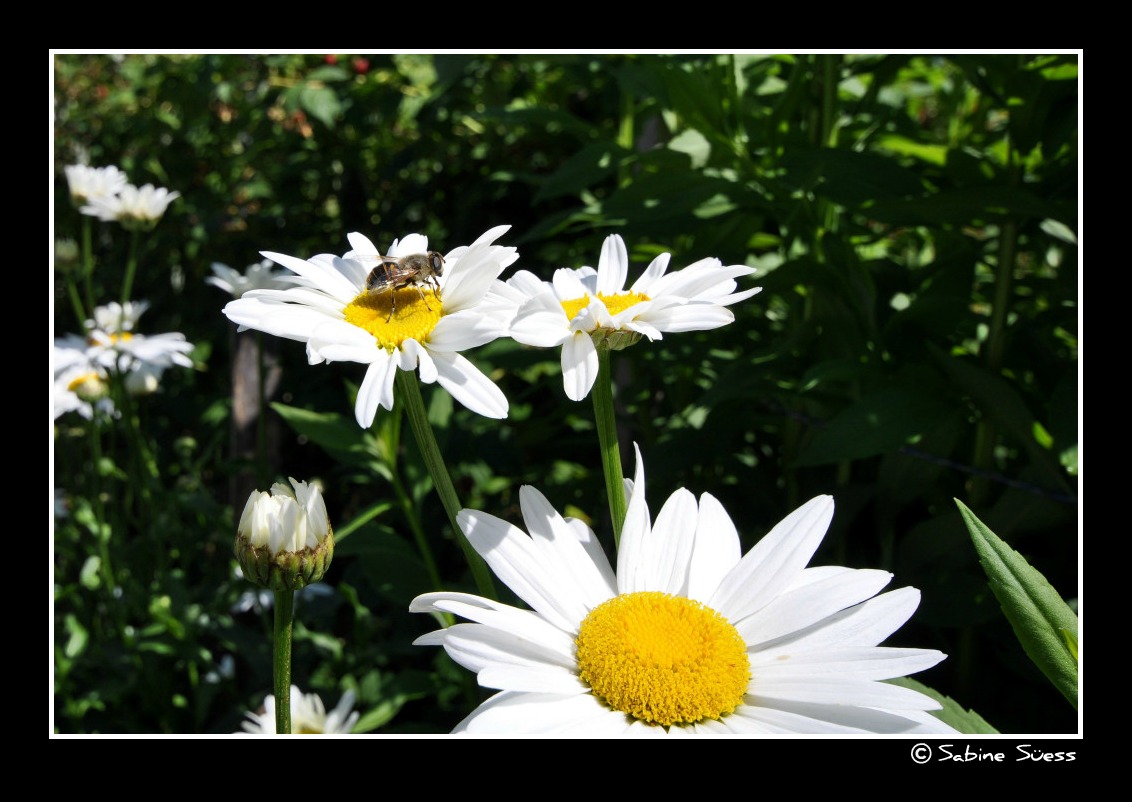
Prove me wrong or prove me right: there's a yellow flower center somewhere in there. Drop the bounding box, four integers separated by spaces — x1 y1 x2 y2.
91 332 133 346
343 287 443 350
575 591 750 728
67 371 106 398
561 291 649 322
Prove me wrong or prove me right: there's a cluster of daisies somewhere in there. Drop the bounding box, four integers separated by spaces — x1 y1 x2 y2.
54 165 191 419
221 227 956 736
64 164 180 231
54 302 195 420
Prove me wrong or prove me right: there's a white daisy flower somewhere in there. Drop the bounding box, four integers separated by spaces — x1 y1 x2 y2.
87 300 150 334
53 338 114 420
208 258 289 299
508 233 762 401
81 182 180 230
411 445 955 735
222 226 519 428
87 328 195 377
64 164 127 206
239 686 359 734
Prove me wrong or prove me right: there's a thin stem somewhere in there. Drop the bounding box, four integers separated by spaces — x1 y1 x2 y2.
121 229 140 306
394 370 496 599
272 589 294 734
64 275 87 332
81 217 95 314
592 345 627 546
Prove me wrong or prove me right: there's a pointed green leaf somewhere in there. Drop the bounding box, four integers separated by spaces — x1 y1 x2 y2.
887 677 999 734
956 500 1078 708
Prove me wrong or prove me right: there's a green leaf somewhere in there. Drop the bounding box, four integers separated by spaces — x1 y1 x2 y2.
793 386 953 467
956 500 1078 708
533 141 627 203
271 403 370 464
887 677 999 734
298 84 342 128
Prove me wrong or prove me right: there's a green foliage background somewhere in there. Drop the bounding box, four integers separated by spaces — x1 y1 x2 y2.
52 53 1079 734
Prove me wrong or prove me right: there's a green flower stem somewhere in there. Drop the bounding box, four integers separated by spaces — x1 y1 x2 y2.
65 276 87 333
81 216 95 314
394 369 496 600
273 589 294 734
121 229 140 307
593 344 627 547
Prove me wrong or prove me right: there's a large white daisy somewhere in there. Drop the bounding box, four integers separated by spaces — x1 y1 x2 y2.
508 234 761 401
411 445 955 735
222 226 518 428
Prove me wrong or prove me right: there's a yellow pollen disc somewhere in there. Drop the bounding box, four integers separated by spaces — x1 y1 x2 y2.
561 291 649 322
575 591 750 727
343 287 443 350
67 372 102 393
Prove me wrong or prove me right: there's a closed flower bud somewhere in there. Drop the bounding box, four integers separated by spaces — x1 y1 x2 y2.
235 478 333 592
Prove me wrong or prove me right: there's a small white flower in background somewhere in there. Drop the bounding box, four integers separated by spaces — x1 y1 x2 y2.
81 182 180 230
208 258 290 299
223 226 519 428
235 478 334 591
87 300 150 334
239 686 358 734
64 164 127 206
54 488 69 520
412 444 954 735
82 301 195 389
53 338 114 420
507 233 761 401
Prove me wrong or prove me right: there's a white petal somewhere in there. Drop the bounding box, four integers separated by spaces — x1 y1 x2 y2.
642 303 735 333
616 443 652 594
442 237 509 311
389 233 429 256
561 331 598 401
519 485 617 608
457 510 585 632
770 587 925 652
477 664 590 694
430 350 508 419
420 597 578 659
454 691 616 735
261 250 359 301
735 568 894 647
640 488 698 593
709 495 835 622
732 699 941 734
751 647 948 681
629 252 671 295
685 492 742 603
345 231 378 256
552 268 590 301
428 310 504 352
414 341 439 383
596 234 629 294
355 351 396 428
752 676 944 711
511 292 572 347
562 517 618 592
